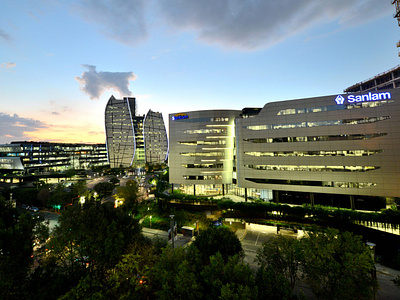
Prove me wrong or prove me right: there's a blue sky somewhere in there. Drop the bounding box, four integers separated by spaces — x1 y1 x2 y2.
0 0 398 144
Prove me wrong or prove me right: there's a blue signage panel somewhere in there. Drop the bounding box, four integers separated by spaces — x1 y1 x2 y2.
172 113 189 121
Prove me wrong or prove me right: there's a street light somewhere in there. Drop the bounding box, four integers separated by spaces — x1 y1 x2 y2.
149 215 152 228
170 215 175 250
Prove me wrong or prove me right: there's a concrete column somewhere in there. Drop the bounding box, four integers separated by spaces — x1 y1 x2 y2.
310 193 315 207
274 190 280 203
350 195 355 210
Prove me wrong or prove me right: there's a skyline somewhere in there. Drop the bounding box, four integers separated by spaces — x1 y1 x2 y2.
0 0 398 144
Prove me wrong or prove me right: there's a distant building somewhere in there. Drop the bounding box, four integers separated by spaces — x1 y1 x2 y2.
105 96 137 168
344 65 400 93
0 141 107 174
132 115 145 166
143 110 168 165
105 96 168 168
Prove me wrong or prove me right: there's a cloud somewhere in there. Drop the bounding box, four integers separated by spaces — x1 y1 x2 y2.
67 0 391 51
71 0 148 46
75 65 137 99
0 28 12 44
1 62 16 69
156 0 392 50
0 113 48 144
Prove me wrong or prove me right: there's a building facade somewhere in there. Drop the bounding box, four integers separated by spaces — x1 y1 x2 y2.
0 141 107 174
236 89 400 208
169 89 400 209
344 65 400 93
169 110 241 195
105 95 169 169
143 110 168 165
132 115 145 166
105 96 137 168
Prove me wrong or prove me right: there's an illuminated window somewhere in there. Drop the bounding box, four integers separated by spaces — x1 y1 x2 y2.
244 116 390 130
244 164 380 172
276 100 393 115
245 178 376 188
244 150 383 157
243 133 387 143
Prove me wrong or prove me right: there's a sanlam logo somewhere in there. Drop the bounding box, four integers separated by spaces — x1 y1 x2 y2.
335 95 345 105
172 113 189 121
335 92 392 105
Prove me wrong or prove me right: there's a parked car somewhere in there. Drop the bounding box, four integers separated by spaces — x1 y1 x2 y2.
30 207 39 212
22 204 28 209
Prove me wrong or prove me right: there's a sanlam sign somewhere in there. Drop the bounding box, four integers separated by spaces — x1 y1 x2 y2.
172 113 189 121
335 92 392 105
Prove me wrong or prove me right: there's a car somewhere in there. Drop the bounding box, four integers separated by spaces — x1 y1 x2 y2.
22 204 28 209
30 207 39 212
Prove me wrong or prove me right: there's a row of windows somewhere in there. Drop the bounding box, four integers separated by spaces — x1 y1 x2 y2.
244 150 383 157
244 164 379 172
243 133 387 144
244 116 390 131
178 140 227 146
276 100 393 116
245 178 376 188
212 117 229 122
182 163 224 168
184 128 228 134
180 152 224 157
183 175 223 180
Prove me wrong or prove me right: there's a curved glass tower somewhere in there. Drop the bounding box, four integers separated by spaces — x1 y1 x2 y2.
143 109 168 164
105 96 136 168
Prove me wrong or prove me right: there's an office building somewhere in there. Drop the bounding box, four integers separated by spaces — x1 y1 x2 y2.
169 110 241 195
0 141 107 174
105 96 138 168
105 95 169 168
169 89 400 209
132 115 145 166
344 65 400 93
143 110 168 165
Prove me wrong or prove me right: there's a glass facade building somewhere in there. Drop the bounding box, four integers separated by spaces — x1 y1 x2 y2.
105 96 137 168
0 141 107 174
143 110 168 165
105 96 169 168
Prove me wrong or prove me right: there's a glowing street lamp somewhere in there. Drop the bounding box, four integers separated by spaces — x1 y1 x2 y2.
149 215 152 228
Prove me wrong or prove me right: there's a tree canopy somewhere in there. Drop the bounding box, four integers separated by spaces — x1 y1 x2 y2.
192 226 244 264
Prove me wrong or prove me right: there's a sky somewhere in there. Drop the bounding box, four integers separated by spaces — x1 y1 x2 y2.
0 0 399 144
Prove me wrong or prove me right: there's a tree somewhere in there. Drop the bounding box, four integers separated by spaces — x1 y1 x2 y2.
301 228 378 300
109 177 120 185
47 200 141 276
201 252 257 300
256 235 303 290
37 186 50 208
0 198 49 299
48 183 72 208
116 180 139 213
191 226 244 264
93 182 114 200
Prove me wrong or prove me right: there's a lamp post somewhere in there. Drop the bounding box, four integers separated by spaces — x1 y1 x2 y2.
170 215 175 250
149 215 152 228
